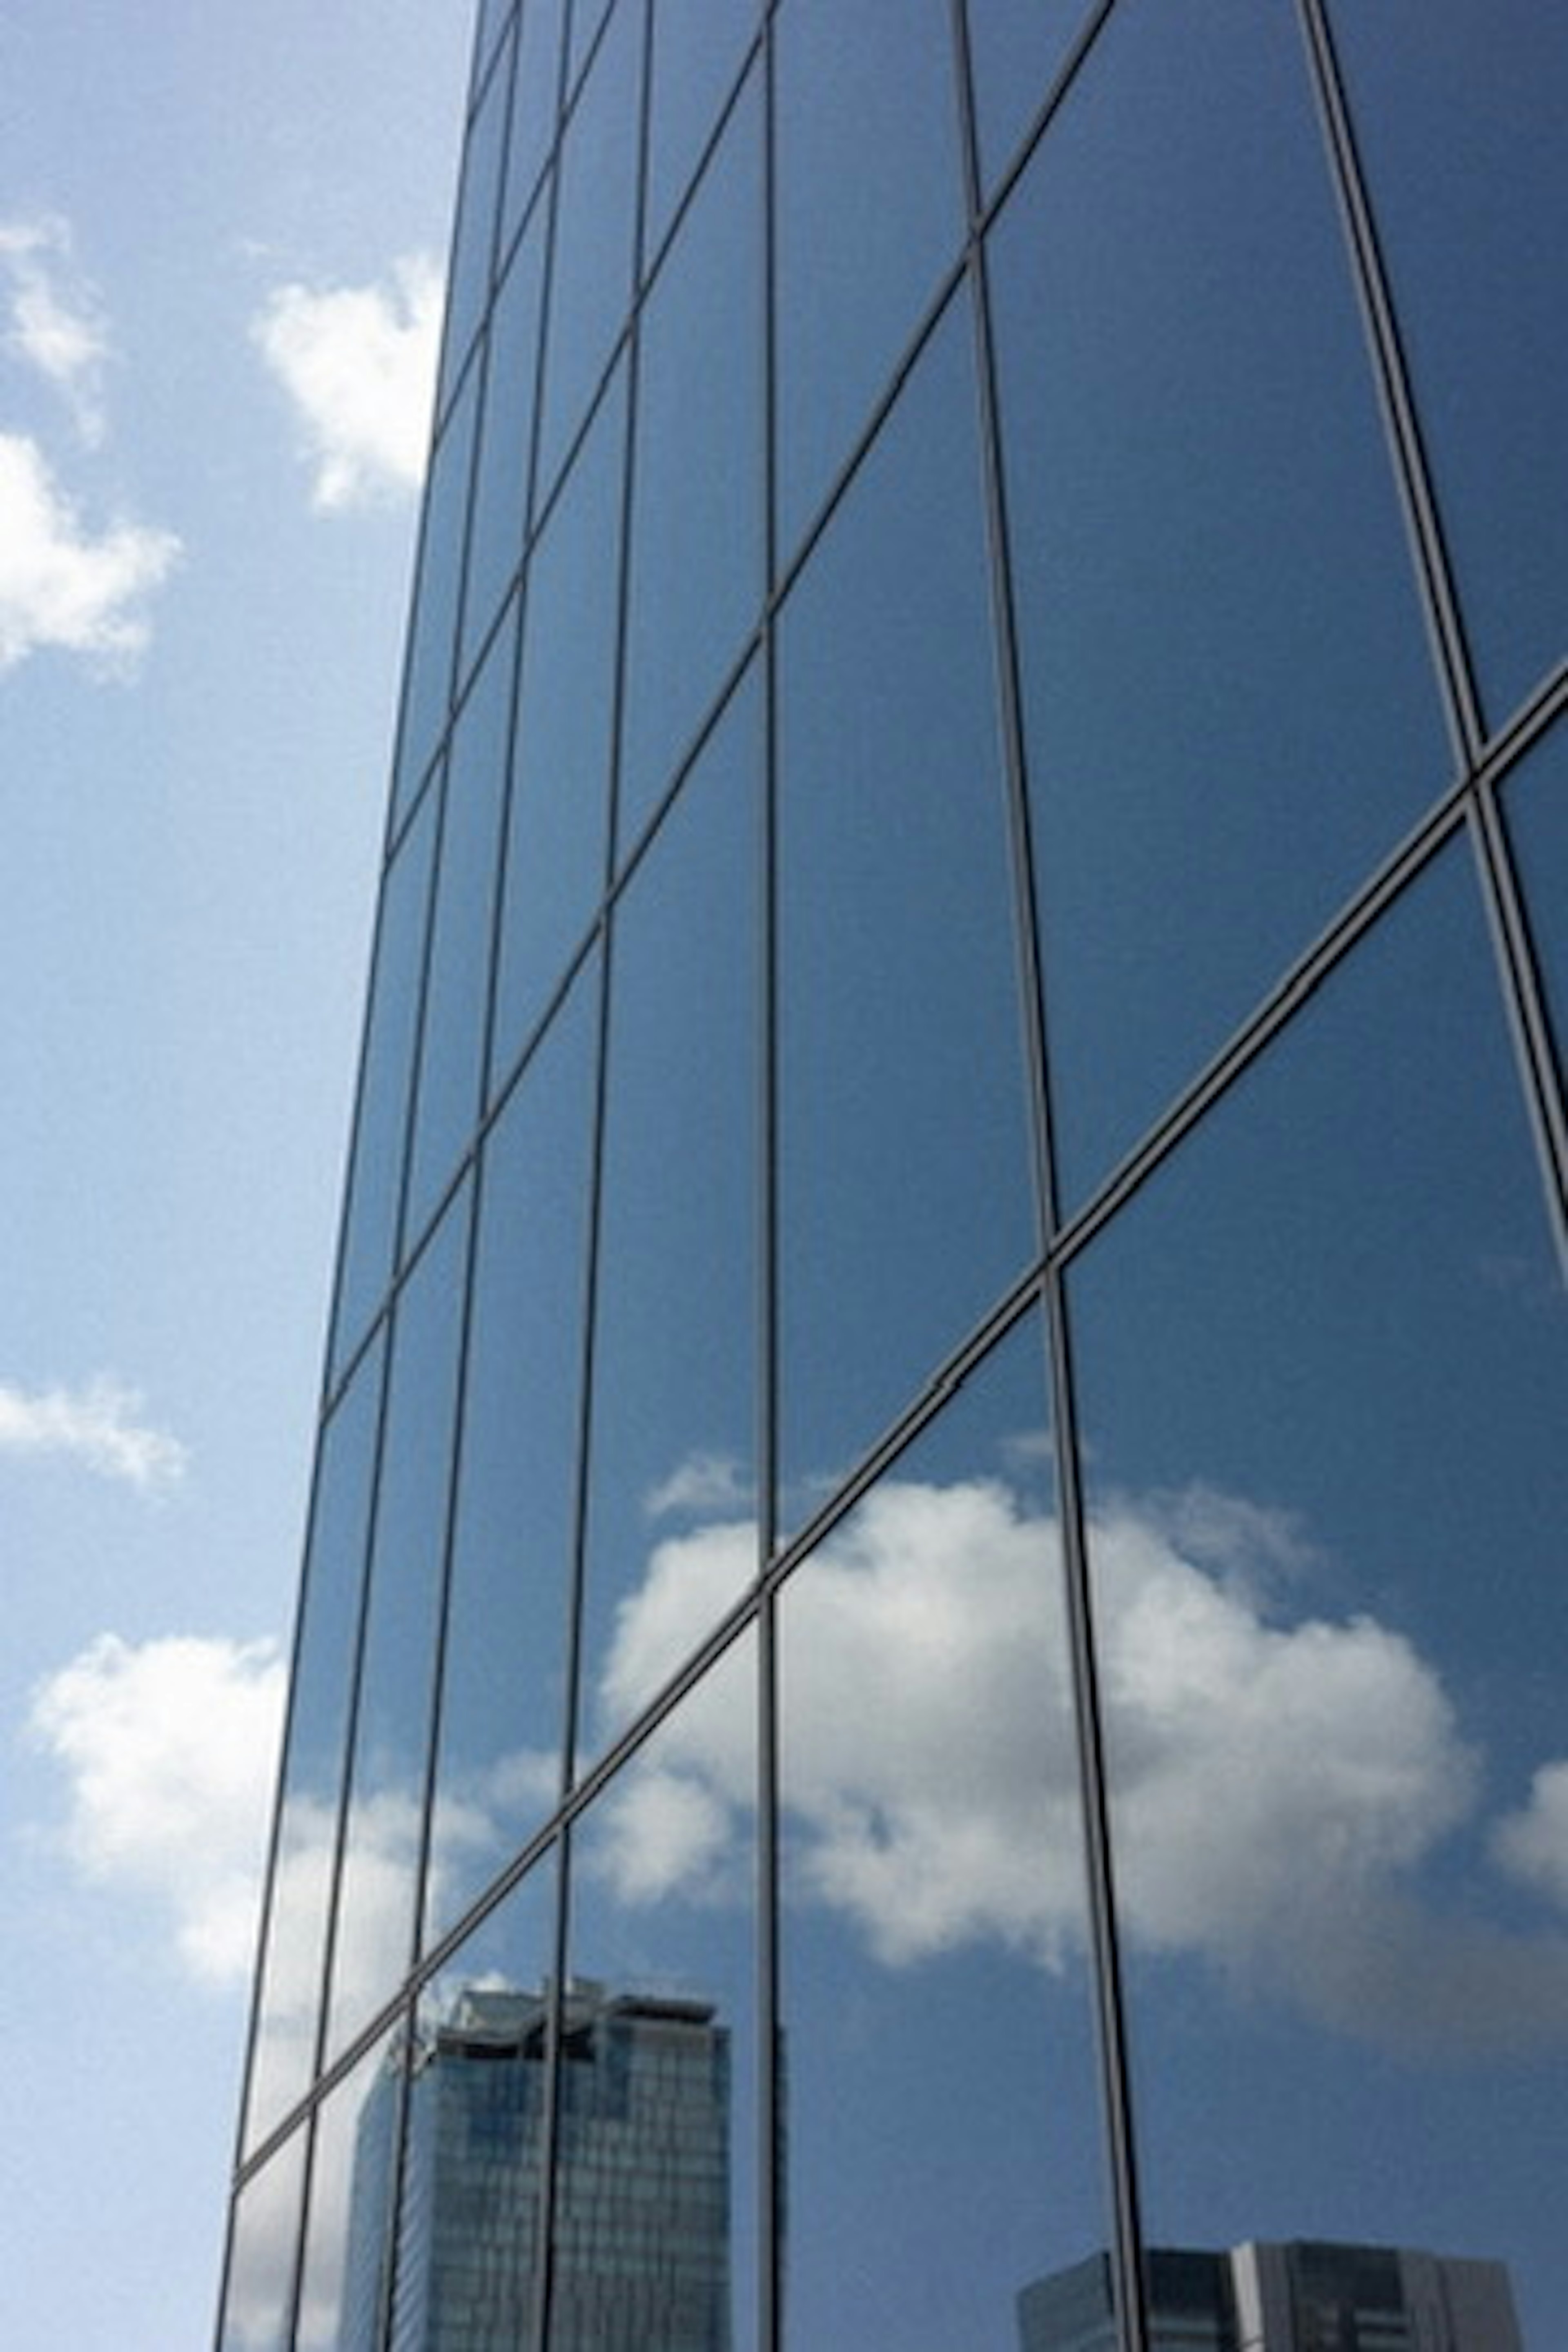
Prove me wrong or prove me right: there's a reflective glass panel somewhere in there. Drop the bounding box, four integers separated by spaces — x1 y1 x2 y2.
964 0 1097 200
779 1321 1109 2345
1069 843 1568 2349
243 1340 387 2156
294 2022 408 2352
1503 719 1568 1135
328 793 437 1386
424 959 599 1948
535 0 642 501
436 19 512 419
490 363 625 1094
459 218 546 682
774 0 965 556
617 66 762 854
578 675 760 1765
501 0 565 252
389 364 480 838
216 2125 307 2352
988 0 1450 1202
1327 0 1568 731
777 297 1036 1516
325 1184 473 2061
404 606 518 1245
559 1634 759 2349
643 0 756 263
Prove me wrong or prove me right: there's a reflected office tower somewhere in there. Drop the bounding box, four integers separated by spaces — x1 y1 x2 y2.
341 1986 731 2351
218 3 1568 2348
1017 2242 1523 2352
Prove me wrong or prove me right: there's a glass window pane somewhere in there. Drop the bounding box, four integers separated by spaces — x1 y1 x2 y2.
988 0 1450 1202
404 607 519 1244
561 1637 759 2350
617 66 762 854
501 0 566 254
643 0 756 262
775 0 965 555
1503 719 1568 1127
436 20 513 419
578 675 760 1766
964 0 1097 200
778 297 1036 1516
328 795 437 1385
535 0 642 501
779 1321 1110 2344
1328 0 1568 730
243 1341 387 2156
1068 844 1568 2348
294 2023 408 2352
325 1185 473 2061
389 364 481 838
490 365 625 1094
216 2125 308 2352
424 959 599 1948
458 218 546 682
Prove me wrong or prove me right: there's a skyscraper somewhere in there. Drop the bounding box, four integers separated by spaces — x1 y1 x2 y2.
217 4 1568 2348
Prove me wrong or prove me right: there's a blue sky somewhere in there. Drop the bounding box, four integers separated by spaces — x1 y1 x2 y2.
0 9 466 2345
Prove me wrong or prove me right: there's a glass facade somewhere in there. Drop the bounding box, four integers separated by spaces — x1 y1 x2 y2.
217 5 1568 2348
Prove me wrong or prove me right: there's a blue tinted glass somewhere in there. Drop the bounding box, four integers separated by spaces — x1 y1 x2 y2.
294 2025 407 2351
777 297 1036 1515
325 1187 472 2061
329 795 438 1380
617 70 762 854
490 365 624 1094
1327 0 1568 731
988 0 1450 1204
423 960 599 1947
578 675 760 1766
1502 720 1568 1131
535 0 642 500
964 0 1097 198
389 364 481 836
643 0 756 262
501 0 566 253
243 1345 387 2155
1069 844 1568 2347
437 20 513 418
779 1322 1109 2341
404 608 518 1243
216 2125 307 2352
459 217 546 681
774 0 965 556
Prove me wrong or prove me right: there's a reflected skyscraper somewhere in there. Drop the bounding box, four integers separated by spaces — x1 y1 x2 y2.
218 4 1568 2348
341 1986 730 2350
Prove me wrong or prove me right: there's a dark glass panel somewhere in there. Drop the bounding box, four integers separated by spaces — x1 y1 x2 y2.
325 1186 473 2062
964 0 1097 198
394 1868 558 2351
535 0 642 501
618 67 762 855
1068 844 1568 2349
404 606 518 1244
1502 719 1568 1133
436 18 513 419
774 0 965 557
243 1342 387 2156
560 1636 759 2350
458 216 546 682
643 0 756 262
988 0 1450 1203
328 795 438 1384
423 959 599 1948
294 2024 408 2352
777 298 1036 1517
388 363 481 838
216 2125 307 2352
501 0 566 254
778 1322 1109 2345
577 674 760 1767
490 365 625 1095
1328 0 1568 729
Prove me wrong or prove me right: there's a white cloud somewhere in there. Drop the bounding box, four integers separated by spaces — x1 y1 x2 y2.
592 1470 1568 2050
0 215 109 441
252 254 442 511
27 1632 287 1984
0 1372 187 1490
0 432 180 675
645 1451 754 1522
